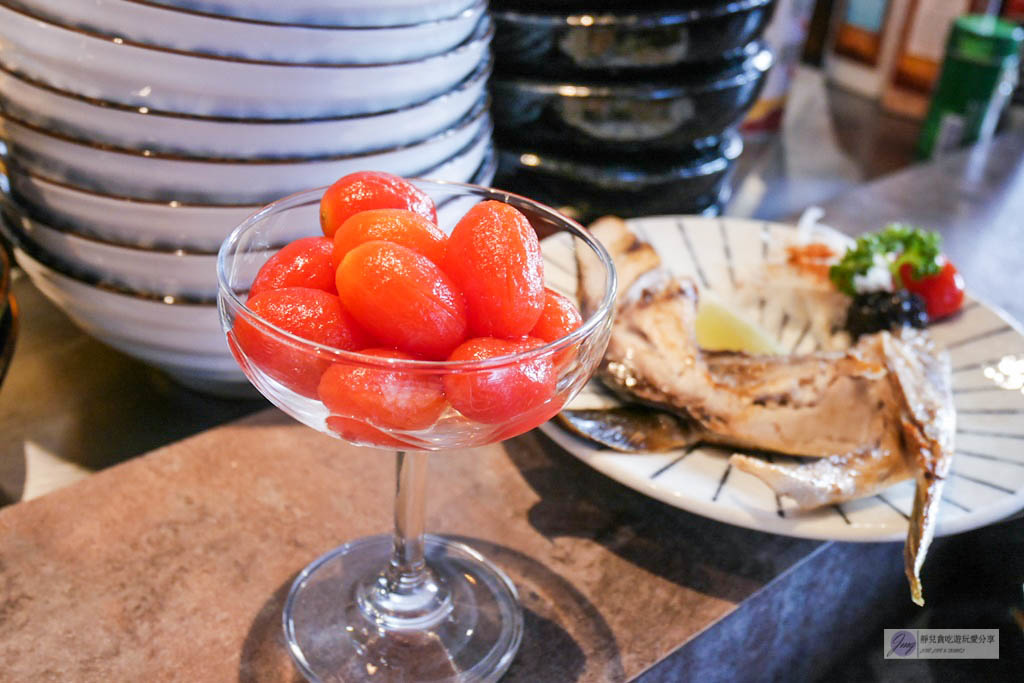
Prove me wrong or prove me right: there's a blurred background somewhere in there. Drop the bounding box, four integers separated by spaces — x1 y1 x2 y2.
488 0 1024 222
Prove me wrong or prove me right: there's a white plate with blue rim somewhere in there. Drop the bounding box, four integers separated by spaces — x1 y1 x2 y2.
538 215 1024 542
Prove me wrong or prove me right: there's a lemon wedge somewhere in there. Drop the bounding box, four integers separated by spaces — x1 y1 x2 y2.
696 293 784 355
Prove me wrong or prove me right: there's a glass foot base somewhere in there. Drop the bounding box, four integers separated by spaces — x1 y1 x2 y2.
283 534 523 682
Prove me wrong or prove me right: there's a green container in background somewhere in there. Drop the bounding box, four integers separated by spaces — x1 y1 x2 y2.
917 15 1024 159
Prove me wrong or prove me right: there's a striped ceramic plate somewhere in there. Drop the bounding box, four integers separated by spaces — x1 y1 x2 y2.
539 215 1024 541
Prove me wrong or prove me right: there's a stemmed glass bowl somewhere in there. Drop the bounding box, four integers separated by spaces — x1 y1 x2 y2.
217 180 616 681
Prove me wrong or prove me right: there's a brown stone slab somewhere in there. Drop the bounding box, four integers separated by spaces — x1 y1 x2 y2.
0 409 817 681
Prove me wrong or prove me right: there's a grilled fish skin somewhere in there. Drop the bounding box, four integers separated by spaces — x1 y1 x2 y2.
882 330 955 606
557 407 705 453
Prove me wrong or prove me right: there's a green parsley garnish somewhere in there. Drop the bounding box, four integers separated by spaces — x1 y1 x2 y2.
829 224 942 296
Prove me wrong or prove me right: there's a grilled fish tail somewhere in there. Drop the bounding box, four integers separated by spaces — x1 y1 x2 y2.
906 469 945 606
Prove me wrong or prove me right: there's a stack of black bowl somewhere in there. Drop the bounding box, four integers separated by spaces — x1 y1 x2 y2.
489 0 775 222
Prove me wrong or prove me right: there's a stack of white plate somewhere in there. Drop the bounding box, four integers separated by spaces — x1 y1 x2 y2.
0 0 495 395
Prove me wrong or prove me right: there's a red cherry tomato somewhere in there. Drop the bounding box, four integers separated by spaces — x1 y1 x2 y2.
530 288 583 368
333 208 447 268
325 416 409 449
320 171 437 239
494 400 564 441
318 348 447 431
336 241 468 359
443 200 545 338
899 260 964 320
232 287 373 397
249 236 337 298
443 337 556 424
530 288 582 342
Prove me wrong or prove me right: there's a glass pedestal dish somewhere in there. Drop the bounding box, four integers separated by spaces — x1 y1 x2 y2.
217 180 616 681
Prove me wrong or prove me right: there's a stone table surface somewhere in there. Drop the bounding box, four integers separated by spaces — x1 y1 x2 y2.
0 410 822 682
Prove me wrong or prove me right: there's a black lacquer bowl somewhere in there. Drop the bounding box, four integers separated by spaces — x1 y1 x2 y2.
493 129 741 223
490 44 772 154
491 0 776 76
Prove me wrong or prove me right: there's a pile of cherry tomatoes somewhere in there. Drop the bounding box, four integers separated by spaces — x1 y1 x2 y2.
232 171 582 446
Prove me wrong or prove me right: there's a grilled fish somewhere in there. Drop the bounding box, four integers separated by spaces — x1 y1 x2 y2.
557 407 704 453
881 330 955 606
572 220 956 605
732 331 955 605
578 216 659 318
600 279 906 459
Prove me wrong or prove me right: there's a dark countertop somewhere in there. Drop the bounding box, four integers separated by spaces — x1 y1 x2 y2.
1 80 1022 680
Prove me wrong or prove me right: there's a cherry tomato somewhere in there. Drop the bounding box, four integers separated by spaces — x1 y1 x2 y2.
325 416 409 449
320 171 437 239
336 241 468 359
333 208 447 268
494 400 564 441
318 348 447 431
443 200 545 338
899 260 964 320
232 287 373 397
530 288 582 342
529 288 583 368
249 236 336 298
443 337 556 424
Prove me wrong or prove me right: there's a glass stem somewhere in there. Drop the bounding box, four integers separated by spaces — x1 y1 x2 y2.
357 450 450 628
388 450 429 586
